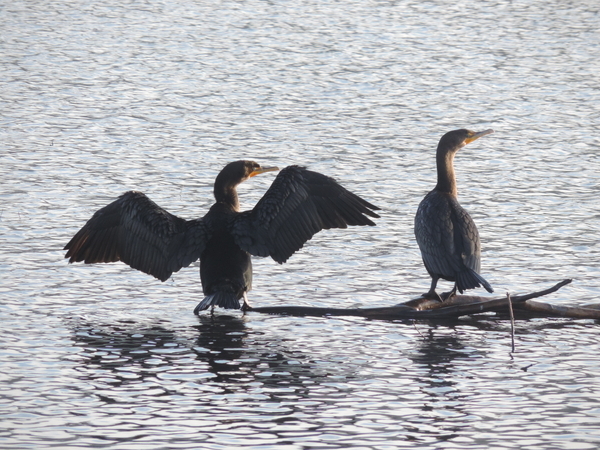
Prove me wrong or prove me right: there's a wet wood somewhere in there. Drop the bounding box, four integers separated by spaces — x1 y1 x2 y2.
249 279 599 320
513 299 600 319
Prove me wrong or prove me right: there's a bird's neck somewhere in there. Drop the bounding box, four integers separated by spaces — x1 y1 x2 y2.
435 150 458 197
214 185 240 211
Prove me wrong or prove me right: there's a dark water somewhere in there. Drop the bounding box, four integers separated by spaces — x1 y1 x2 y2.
2 0 600 448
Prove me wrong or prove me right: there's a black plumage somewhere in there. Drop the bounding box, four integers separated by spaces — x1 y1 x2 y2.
64 160 380 313
414 129 494 300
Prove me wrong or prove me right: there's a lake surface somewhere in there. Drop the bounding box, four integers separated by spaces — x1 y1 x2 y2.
1 0 600 448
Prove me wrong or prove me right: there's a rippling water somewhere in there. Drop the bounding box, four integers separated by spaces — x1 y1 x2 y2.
1 0 600 448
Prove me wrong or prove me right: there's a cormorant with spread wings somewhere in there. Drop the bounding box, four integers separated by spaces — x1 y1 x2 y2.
64 160 380 313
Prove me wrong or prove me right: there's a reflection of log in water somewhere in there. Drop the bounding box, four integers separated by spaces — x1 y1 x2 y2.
250 279 600 320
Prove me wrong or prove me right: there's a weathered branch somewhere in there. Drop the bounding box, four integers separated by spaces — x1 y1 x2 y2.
507 293 515 353
249 279 592 320
513 299 600 319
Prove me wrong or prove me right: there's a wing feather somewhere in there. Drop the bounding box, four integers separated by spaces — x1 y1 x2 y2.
414 190 481 279
231 165 380 263
64 191 210 281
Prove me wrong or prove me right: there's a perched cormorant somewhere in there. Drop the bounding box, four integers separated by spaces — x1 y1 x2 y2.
64 160 380 313
414 129 494 300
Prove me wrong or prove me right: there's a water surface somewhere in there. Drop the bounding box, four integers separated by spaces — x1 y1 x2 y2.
1 0 600 448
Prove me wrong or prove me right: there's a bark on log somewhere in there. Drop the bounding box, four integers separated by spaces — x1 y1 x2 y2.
249 279 597 320
513 299 600 319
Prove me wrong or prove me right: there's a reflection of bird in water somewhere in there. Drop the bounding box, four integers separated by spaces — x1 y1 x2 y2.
414 129 494 301
65 160 380 313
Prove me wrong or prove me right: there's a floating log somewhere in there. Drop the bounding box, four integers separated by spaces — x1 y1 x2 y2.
250 279 600 320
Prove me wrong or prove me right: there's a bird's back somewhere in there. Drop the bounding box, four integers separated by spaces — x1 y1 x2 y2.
200 204 252 298
414 189 481 280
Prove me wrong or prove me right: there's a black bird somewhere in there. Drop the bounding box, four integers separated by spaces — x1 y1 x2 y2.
64 160 380 313
414 129 494 300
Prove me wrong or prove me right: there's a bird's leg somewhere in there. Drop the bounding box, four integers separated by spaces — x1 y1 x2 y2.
241 292 252 312
441 283 458 301
424 276 443 302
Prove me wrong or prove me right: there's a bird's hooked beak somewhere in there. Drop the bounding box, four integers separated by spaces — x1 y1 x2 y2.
465 129 494 145
249 166 279 177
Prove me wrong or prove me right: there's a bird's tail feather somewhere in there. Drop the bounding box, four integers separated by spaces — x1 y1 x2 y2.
456 269 494 294
194 292 241 314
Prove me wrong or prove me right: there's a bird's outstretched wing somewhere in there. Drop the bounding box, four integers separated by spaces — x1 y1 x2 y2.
231 165 380 263
64 191 210 281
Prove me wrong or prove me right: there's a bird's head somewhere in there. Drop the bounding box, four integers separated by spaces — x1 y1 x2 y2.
214 160 279 207
222 160 280 185
438 129 494 153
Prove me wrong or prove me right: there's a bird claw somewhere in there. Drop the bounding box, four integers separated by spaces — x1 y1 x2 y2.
442 285 458 301
422 292 444 302
241 293 252 311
